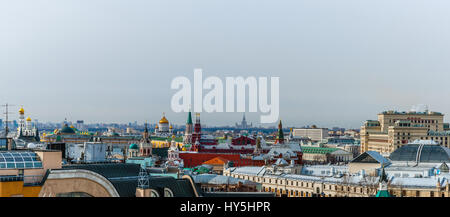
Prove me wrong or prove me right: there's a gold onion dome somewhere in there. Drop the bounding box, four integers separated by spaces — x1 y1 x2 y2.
26 117 32 122
159 115 169 124
169 125 173 129
155 124 159 129
19 107 25 115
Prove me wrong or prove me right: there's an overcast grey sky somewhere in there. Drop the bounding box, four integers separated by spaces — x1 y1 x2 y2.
1 0 450 128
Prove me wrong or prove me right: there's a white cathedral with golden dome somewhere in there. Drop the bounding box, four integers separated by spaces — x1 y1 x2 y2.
15 107 40 142
154 113 173 137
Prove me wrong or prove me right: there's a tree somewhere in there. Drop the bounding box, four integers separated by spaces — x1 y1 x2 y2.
359 176 378 196
326 153 336 164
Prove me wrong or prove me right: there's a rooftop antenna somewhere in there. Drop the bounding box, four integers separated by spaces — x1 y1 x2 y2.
2 103 16 137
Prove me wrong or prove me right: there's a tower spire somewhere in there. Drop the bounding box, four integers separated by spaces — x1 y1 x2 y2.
187 109 193 125
276 120 284 144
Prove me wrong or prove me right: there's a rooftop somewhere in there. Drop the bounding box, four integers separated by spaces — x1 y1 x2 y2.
59 163 141 197
380 110 443 116
0 151 43 169
227 166 449 189
301 146 340 154
389 141 450 163
193 174 259 186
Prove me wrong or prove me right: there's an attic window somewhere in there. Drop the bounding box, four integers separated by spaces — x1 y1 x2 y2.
164 188 174 197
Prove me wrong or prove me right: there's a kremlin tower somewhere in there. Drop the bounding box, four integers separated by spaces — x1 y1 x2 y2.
275 120 284 144
183 109 193 145
192 113 202 145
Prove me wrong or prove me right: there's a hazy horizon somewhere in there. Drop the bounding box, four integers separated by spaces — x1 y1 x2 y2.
2 0 450 129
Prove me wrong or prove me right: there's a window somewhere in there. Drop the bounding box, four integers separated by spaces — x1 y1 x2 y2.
164 188 174 197
150 189 159 197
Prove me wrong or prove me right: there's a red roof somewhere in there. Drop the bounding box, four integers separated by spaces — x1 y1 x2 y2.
202 157 229 165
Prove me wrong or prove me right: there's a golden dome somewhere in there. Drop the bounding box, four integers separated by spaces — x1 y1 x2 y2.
159 115 169 124
169 125 173 129
155 124 159 129
19 107 24 115
26 117 32 122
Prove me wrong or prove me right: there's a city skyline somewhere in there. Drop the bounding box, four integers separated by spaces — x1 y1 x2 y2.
2 0 450 128
1 104 446 130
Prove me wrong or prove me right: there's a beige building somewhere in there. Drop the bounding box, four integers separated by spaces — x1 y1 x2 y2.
0 149 62 197
293 128 328 142
224 166 450 197
361 110 450 154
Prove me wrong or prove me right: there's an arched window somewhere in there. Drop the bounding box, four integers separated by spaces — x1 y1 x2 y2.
150 189 159 197
164 188 174 197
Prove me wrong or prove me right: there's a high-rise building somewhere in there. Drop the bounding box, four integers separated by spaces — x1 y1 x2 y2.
235 113 252 129
361 110 450 154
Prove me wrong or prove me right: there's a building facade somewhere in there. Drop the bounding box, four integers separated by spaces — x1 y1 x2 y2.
361 110 450 155
224 166 450 197
293 128 328 142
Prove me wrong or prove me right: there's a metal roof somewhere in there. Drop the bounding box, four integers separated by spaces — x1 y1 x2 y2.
0 151 43 169
389 143 450 163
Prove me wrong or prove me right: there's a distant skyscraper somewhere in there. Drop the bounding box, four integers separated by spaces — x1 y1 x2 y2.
236 113 252 129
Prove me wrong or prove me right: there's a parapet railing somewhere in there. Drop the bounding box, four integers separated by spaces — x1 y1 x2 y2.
0 175 45 186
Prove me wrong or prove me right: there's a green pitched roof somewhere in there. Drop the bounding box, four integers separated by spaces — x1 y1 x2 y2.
150 136 183 142
150 136 170 141
187 111 193 124
375 190 391 197
301 146 340 154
